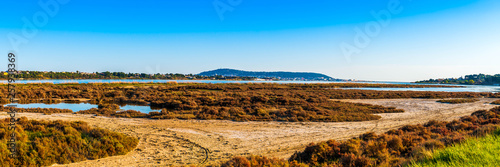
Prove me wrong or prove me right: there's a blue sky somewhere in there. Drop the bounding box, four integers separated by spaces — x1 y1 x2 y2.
1 0 499 81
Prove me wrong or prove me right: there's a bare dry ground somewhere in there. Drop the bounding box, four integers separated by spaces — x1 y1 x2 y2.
1 98 498 167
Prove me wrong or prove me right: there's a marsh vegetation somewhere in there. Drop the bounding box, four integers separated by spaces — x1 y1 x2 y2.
222 106 500 167
1 83 495 122
0 117 138 166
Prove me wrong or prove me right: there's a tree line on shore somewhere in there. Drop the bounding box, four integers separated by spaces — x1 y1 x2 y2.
0 71 255 80
417 74 500 85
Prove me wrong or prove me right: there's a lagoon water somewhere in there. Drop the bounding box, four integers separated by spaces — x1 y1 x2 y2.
5 103 160 114
2 80 499 114
342 85 500 93
2 79 500 93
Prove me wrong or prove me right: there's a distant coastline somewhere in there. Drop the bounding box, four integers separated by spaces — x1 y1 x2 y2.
1 69 349 82
198 68 343 81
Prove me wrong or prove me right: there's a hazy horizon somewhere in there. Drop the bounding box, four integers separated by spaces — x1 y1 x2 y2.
2 0 499 82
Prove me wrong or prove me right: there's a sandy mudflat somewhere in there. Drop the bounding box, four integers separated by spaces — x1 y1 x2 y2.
1 98 498 167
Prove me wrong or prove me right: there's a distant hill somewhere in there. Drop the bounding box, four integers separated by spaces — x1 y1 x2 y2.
198 69 338 81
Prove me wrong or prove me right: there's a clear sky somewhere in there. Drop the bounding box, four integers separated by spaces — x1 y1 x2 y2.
1 0 499 81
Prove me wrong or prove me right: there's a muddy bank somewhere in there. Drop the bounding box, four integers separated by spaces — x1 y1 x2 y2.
1 98 498 166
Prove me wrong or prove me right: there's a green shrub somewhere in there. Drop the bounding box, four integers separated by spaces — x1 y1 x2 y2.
0 117 138 166
410 129 500 167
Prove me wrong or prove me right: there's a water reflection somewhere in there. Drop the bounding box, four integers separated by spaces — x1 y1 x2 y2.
340 85 500 93
4 103 159 114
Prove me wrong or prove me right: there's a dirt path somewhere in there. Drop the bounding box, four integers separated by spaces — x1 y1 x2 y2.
1 98 498 167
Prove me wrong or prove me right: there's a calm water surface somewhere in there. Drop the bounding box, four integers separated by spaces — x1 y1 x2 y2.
5 103 160 114
342 85 500 93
